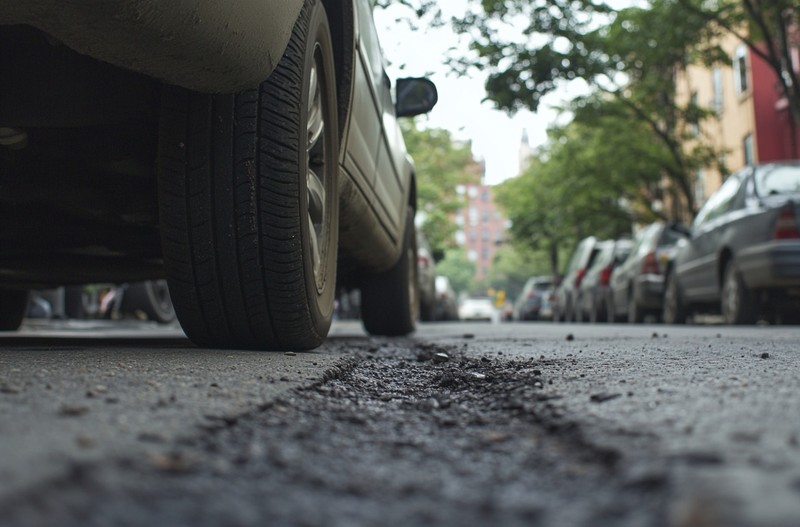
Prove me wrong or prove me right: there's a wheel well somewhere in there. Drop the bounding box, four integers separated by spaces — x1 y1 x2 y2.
321 0 355 141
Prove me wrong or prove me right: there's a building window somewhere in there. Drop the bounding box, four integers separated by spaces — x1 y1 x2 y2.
481 210 490 223
743 133 754 165
733 44 749 95
712 67 724 114
469 206 478 226
468 186 479 199
689 91 699 137
455 230 465 245
481 189 490 202
482 230 489 241
469 231 477 242
467 250 477 262
695 169 706 206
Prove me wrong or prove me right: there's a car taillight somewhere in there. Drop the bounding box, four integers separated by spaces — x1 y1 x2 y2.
599 265 613 285
774 207 800 239
575 268 586 288
641 251 660 275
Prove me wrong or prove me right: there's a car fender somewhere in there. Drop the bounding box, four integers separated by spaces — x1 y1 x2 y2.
1 0 305 93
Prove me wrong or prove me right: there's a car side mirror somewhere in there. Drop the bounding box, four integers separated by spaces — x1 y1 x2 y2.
396 78 438 117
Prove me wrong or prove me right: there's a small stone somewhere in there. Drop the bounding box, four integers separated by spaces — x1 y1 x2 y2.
652 332 659 339
761 352 770 359
533 369 542 376
284 352 296 357
150 452 198 473
481 357 491 363
0 385 20 394
379 393 393 402
566 333 575 341
59 404 89 417
470 372 487 380
433 352 450 363
462 333 475 339
76 435 96 449
590 393 622 403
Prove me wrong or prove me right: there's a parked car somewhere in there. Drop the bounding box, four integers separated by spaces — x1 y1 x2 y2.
663 162 800 325
513 276 554 321
608 222 683 323
0 0 438 349
577 239 633 323
554 237 605 322
416 231 437 322
434 276 459 321
458 297 495 322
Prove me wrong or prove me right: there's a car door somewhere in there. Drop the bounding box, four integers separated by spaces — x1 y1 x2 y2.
343 0 389 218
680 173 745 302
345 0 405 236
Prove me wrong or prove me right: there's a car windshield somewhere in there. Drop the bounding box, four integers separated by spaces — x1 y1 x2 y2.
534 281 552 291
756 165 800 196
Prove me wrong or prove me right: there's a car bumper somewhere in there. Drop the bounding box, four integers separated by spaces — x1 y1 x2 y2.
634 275 666 309
1 1 303 92
738 240 800 289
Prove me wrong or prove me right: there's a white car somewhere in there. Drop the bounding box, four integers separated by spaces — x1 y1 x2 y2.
0 0 437 349
458 298 495 322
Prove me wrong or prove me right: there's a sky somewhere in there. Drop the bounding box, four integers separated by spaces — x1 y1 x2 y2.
374 4 584 185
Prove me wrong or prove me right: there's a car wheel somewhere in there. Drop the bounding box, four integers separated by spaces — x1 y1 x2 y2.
121 281 176 324
157 0 339 350
605 293 616 323
420 298 435 322
662 270 687 324
721 261 757 325
627 289 644 324
361 209 419 336
0 288 28 331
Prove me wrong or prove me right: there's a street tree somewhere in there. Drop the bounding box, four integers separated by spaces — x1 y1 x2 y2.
451 0 728 217
435 249 476 296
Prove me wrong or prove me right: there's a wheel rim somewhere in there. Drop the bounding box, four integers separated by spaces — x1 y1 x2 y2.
306 43 329 292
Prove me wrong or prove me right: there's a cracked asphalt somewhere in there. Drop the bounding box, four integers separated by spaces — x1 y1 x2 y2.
1 320 799 526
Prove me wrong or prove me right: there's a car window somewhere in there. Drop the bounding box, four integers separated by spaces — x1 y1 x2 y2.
692 174 743 229
534 281 552 291
755 165 800 196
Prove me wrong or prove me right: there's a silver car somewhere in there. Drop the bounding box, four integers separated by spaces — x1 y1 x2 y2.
0 0 437 348
663 162 800 325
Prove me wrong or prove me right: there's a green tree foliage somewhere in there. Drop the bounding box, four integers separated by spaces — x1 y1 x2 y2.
435 249 476 296
495 107 653 274
399 120 477 256
452 0 728 217
677 0 800 131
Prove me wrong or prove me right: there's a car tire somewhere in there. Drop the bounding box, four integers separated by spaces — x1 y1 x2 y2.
0 288 28 331
121 281 176 324
361 209 418 336
627 289 644 324
157 0 339 350
721 261 757 325
605 293 617 323
662 270 687 324
420 298 435 322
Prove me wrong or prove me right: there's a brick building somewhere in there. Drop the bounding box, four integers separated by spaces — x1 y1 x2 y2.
453 157 508 282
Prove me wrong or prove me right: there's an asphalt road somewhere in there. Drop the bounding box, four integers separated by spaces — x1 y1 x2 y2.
1 318 799 526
